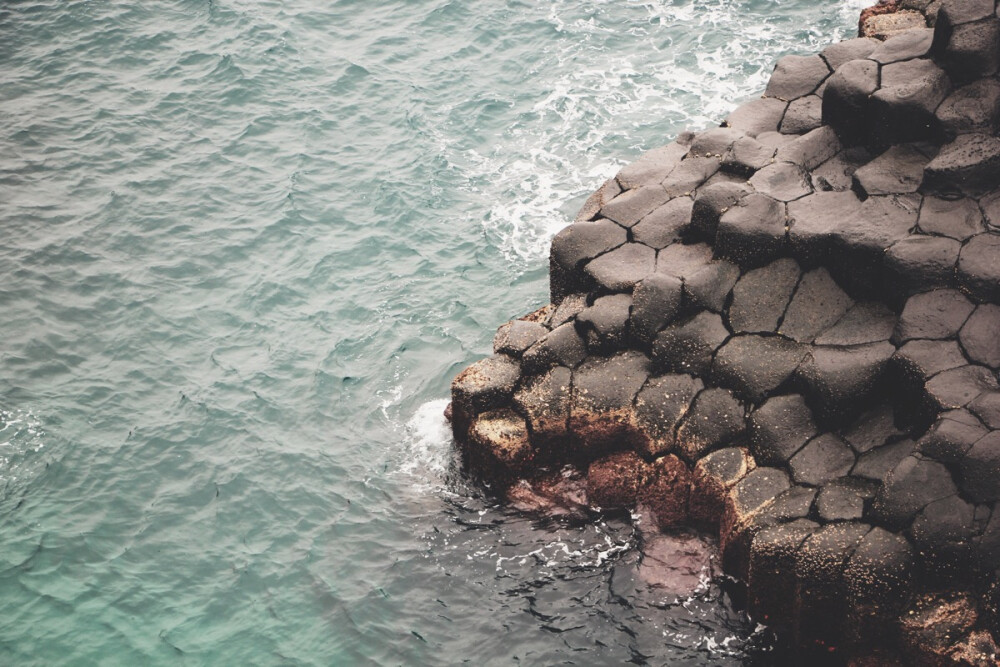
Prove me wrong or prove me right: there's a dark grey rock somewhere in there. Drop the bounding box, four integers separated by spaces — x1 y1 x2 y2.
869 28 935 63
731 467 792 517
683 259 741 313
632 197 694 249
969 391 1000 428
749 161 812 201
513 366 573 448
722 136 775 175
935 0 994 26
725 97 789 137
917 411 989 462
550 219 628 300
780 95 823 135
688 182 750 242
546 292 587 328
895 288 974 342
780 268 853 343
584 242 657 292
569 350 650 454
821 59 880 144
600 186 671 227
911 494 976 564
828 196 919 284
786 190 862 263
712 335 809 403
936 79 1000 138
790 433 856 485
815 479 869 521
655 242 715 280
765 54 830 101
775 126 842 170
452 354 522 416
884 234 961 296
662 156 721 197
634 374 703 458
924 133 1000 195
522 322 587 372
853 439 916 480
652 311 730 376
934 17 1000 85
960 304 1000 368
715 193 787 267
815 302 897 346
576 293 632 353
630 273 683 344
871 58 951 147
676 388 746 460
980 190 1000 230
873 455 959 528
845 528 914 638
615 141 688 191
820 37 880 70
925 365 999 411
958 233 1000 302
728 258 801 334
852 144 928 197
811 147 873 192
576 177 622 222
959 430 1000 502
748 394 818 465
796 342 896 423
893 338 968 386
918 196 985 240
755 130 796 152
842 405 903 455
494 319 549 357
688 127 746 158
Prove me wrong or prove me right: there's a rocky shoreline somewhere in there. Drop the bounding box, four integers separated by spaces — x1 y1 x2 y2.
449 1 1000 663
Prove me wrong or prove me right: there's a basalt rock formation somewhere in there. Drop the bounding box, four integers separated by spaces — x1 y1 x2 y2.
450 1 1000 662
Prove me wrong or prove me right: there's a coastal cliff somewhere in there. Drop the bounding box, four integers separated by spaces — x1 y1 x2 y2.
450 1 1000 662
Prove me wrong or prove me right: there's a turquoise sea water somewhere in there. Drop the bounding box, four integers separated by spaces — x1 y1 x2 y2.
2 1 862 663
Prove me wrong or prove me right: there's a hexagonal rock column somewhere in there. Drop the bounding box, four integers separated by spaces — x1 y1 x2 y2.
450 0 1000 660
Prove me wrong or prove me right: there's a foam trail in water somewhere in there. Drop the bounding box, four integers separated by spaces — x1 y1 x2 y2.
394 398 456 491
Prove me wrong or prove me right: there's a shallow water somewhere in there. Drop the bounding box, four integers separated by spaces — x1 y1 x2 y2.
1 1 861 663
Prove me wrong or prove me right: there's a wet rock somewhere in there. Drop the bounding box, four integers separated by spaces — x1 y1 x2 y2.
467 409 534 485
506 471 590 520
550 219 628 300
513 366 573 451
522 321 587 372
958 233 1000 302
675 388 747 461
451 354 522 434
873 455 958 528
569 351 650 457
895 288 974 342
713 335 809 402
924 133 1000 196
584 242 657 292
688 182 750 241
852 144 928 197
749 394 819 465
815 301 897 346
576 177 622 222
577 292 632 353
917 410 989 462
781 268 854 343
494 319 549 357
936 79 1000 138
639 529 717 596
615 142 688 191
652 311 729 376
638 455 692 527
715 192 787 267
632 197 694 249
765 54 831 101
960 304 1000 368
959 431 1000 502
689 446 755 524
724 97 789 137
871 58 951 147
790 434 857 485
630 273 683 345
822 59 880 144
918 196 985 240
728 258 801 334
586 450 650 509
633 374 702 458
780 95 823 135
869 27 934 62
600 185 671 227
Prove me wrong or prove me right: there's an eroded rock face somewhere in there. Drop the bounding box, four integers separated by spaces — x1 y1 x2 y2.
451 0 1000 660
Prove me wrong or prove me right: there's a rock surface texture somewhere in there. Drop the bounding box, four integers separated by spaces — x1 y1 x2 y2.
451 1 1000 662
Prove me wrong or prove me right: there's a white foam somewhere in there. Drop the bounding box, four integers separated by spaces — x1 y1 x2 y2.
394 398 457 491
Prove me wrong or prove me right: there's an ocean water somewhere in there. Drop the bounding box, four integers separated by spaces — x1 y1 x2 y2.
0 1 863 663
